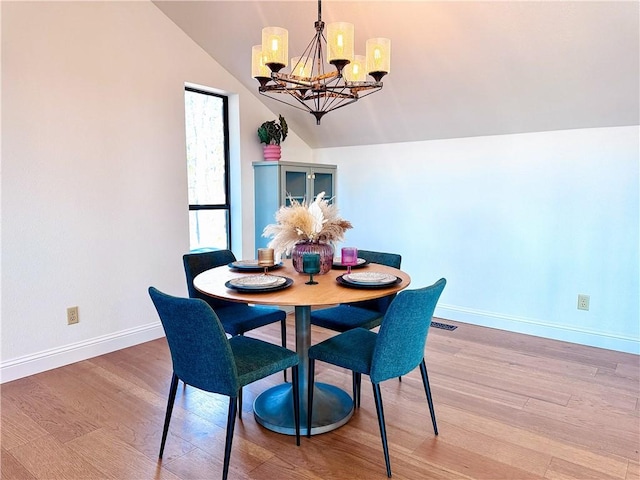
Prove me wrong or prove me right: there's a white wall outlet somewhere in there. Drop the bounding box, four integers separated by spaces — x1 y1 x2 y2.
67 306 79 325
577 294 590 311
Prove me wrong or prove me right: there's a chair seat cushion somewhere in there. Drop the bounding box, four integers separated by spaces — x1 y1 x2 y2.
310 305 383 332
308 328 377 374
230 336 299 387
215 304 286 336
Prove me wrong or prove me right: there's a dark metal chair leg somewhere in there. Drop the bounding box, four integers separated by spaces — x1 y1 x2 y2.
159 373 179 458
420 359 438 435
237 333 244 419
352 372 357 408
281 318 288 382
354 372 362 408
372 383 392 478
222 397 237 480
291 365 301 446
307 359 315 437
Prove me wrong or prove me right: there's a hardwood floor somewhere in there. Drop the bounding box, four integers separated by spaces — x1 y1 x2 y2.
2 317 638 479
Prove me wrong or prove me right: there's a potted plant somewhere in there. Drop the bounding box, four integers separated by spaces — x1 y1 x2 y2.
258 114 288 161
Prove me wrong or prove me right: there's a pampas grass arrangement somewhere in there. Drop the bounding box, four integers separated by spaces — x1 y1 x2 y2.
263 192 352 257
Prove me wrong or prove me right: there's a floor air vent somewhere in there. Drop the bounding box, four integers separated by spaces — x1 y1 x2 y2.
430 321 457 331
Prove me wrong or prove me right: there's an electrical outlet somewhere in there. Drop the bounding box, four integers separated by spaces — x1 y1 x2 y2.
67 306 79 325
577 294 590 311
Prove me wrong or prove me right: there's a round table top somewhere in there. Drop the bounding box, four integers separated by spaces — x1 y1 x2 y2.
193 259 411 307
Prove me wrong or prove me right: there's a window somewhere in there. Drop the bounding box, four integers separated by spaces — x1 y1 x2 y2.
184 87 231 251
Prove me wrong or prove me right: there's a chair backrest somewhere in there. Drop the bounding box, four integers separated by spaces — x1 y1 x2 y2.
349 249 402 313
358 250 402 269
148 287 239 396
370 278 446 383
183 250 237 310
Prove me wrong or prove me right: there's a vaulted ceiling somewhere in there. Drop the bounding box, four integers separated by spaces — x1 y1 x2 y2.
154 1 639 148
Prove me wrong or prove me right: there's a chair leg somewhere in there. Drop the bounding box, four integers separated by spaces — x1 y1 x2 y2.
372 383 392 478
352 372 362 408
222 396 238 480
307 359 315 437
291 365 301 446
419 359 438 435
235 333 244 419
352 372 357 408
281 318 288 382
159 373 179 458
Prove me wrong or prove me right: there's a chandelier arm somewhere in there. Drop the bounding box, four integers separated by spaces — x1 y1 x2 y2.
260 90 316 113
350 85 383 99
321 92 352 111
329 97 360 112
316 96 360 116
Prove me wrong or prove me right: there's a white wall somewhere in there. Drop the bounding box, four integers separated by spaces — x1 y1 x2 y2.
0 1 311 382
315 126 639 353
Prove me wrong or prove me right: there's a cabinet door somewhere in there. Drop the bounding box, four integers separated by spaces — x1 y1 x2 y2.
280 164 310 205
310 166 335 202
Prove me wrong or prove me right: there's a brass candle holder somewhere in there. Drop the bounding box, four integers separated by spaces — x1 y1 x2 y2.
257 248 275 275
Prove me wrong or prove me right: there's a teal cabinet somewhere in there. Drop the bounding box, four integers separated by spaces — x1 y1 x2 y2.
253 161 337 250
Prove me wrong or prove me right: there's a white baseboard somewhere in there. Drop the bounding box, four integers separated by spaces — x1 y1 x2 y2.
436 304 639 355
3 306 636 384
0 322 165 384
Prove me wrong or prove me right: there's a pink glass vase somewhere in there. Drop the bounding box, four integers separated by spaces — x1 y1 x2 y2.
291 241 334 275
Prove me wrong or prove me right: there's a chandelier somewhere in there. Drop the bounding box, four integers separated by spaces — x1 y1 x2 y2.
251 0 390 125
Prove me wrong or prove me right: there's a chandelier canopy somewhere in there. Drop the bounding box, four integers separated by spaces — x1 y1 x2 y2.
251 0 391 125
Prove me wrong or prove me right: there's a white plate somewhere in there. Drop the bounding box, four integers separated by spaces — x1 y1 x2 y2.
343 272 397 285
233 260 260 267
228 275 286 289
332 258 367 267
229 260 282 271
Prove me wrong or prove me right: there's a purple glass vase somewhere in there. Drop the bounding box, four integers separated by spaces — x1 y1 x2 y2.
291 241 334 275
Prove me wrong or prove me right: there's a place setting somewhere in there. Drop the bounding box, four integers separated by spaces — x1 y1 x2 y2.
225 248 293 293
333 248 401 289
336 270 402 289
228 248 283 272
228 260 283 271
332 246 368 271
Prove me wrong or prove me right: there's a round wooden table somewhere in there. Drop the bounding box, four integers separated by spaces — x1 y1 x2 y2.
194 259 411 435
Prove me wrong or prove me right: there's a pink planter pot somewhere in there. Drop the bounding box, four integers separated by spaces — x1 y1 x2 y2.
263 144 281 161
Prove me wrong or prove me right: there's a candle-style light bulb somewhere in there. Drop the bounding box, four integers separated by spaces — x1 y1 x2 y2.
366 37 391 82
327 22 354 71
262 26 288 73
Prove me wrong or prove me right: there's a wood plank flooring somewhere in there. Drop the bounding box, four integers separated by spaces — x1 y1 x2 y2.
2 317 638 479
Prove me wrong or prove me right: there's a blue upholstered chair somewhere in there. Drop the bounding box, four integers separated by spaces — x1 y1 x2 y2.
310 249 402 332
307 278 446 478
149 287 300 480
183 250 289 394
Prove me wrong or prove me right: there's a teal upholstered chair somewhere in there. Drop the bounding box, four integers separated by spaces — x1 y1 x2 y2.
310 249 402 332
306 278 446 478
149 287 300 480
184 250 289 390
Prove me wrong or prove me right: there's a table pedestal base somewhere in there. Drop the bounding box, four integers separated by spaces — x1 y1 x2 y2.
253 382 353 435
